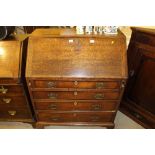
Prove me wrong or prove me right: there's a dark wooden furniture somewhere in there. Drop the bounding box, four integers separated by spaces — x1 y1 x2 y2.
23 26 50 34
26 28 128 129
0 35 34 123
23 27 73 34
120 27 155 128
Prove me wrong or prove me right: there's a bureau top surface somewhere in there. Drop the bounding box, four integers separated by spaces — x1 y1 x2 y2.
0 39 22 78
26 28 128 79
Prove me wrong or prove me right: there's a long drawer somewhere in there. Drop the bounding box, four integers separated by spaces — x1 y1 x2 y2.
34 100 118 111
32 80 119 89
37 111 115 122
0 96 28 108
0 109 32 120
32 90 120 100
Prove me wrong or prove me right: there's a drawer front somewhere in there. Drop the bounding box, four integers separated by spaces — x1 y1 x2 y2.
34 100 118 111
0 96 28 108
37 112 115 122
32 91 120 100
0 109 32 120
0 85 24 96
33 80 119 89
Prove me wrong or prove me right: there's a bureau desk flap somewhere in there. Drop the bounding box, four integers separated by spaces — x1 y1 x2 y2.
26 29 127 79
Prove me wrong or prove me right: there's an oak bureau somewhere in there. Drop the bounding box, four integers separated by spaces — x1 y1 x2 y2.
26 28 128 129
0 35 33 123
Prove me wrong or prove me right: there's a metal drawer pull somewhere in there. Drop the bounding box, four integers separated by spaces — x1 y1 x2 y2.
48 93 58 99
8 111 16 116
2 98 12 104
74 101 78 106
0 86 8 94
91 104 101 110
91 116 100 121
94 93 104 99
49 104 57 110
90 39 95 44
51 118 60 121
74 81 78 86
96 82 105 88
47 82 56 88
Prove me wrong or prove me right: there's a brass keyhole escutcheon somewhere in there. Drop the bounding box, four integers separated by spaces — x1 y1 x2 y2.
111 41 114 45
74 101 78 106
74 91 78 96
73 113 77 117
74 81 78 86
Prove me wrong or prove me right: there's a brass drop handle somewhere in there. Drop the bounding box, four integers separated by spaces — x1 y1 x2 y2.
48 93 57 99
91 116 100 122
2 98 12 104
8 111 16 116
47 82 56 88
91 104 101 110
0 86 8 94
94 93 104 99
51 117 60 121
74 101 78 106
49 103 57 110
96 82 105 89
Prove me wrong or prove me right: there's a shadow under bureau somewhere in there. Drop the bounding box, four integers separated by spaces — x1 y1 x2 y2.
26 28 128 129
